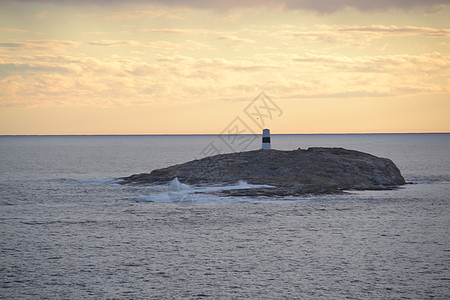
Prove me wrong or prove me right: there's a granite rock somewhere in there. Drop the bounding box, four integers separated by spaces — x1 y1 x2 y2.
120 148 405 197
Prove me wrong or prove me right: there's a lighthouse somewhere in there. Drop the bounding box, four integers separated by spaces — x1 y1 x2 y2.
262 129 271 150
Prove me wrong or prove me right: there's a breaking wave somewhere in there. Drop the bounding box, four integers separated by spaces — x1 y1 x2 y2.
135 177 275 204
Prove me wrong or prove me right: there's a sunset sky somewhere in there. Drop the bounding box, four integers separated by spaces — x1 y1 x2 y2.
1 0 449 135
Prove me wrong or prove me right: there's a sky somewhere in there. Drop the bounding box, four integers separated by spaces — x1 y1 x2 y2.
0 0 449 135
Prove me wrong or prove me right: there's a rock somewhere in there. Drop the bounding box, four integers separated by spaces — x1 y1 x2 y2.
119 148 406 197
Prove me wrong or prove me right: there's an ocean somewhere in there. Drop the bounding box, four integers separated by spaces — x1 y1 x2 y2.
1 134 449 299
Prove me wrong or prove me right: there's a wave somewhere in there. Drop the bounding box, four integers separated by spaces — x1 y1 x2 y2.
135 177 276 204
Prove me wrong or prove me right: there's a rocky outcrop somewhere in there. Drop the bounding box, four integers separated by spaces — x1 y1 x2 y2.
120 148 405 197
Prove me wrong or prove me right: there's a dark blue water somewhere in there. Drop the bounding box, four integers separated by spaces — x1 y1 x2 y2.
1 134 449 299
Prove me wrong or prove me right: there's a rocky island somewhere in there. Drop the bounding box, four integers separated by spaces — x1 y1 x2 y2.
120 147 405 197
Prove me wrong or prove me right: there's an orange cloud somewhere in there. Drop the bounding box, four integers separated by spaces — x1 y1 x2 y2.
1 51 448 109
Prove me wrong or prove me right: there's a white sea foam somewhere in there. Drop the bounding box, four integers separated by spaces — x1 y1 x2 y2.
168 177 191 191
136 179 275 204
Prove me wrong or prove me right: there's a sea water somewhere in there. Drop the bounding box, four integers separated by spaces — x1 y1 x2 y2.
0 134 449 299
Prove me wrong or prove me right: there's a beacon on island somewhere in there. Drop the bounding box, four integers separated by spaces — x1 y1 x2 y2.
262 129 271 150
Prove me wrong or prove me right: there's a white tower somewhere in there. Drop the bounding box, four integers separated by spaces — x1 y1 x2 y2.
262 129 271 150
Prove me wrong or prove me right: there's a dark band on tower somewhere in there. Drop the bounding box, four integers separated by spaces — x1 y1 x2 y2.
262 129 271 150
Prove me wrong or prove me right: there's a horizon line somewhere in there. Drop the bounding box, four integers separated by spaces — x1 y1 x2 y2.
1 131 449 137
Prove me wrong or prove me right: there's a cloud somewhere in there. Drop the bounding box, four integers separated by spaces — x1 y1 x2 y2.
337 25 450 37
86 37 215 52
287 52 450 98
183 40 215 51
247 24 450 50
0 61 70 75
141 28 189 34
0 55 158 107
218 35 256 44
0 28 29 33
89 40 140 46
36 10 50 19
292 52 450 75
141 40 214 52
11 0 449 13
1 51 448 108
83 9 181 21
141 28 235 37
281 0 449 13
192 57 279 72
0 53 279 107
0 40 80 53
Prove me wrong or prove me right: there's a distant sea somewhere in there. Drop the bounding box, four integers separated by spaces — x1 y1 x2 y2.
1 134 449 299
